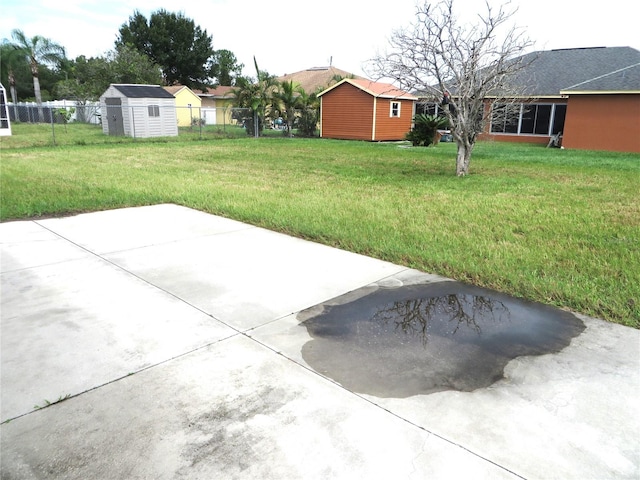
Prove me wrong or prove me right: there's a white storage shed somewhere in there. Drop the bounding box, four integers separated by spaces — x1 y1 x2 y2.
100 84 177 138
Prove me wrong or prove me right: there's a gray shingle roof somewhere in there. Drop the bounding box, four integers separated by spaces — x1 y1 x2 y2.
510 46 640 96
561 63 640 92
113 84 175 99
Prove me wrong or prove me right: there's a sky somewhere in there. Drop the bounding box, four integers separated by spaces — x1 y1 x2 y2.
2 0 639 80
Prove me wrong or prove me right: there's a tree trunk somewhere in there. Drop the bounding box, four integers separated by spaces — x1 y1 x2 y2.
8 74 18 120
456 140 474 176
8 70 17 104
287 108 294 137
33 75 44 122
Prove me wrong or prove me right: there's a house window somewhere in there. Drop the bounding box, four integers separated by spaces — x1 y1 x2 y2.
148 105 160 117
416 102 447 116
490 104 520 133
520 104 552 134
390 102 401 117
491 103 566 135
551 104 566 134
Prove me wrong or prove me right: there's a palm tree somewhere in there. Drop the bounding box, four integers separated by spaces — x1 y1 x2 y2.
0 41 24 106
296 89 320 137
231 57 277 136
10 29 65 121
272 80 305 137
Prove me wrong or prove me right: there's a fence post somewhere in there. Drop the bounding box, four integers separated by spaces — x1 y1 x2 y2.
254 110 259 138
131 106 136 140
50 110 56 146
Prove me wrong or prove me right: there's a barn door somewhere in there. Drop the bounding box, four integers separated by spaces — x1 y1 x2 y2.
105 98 124 136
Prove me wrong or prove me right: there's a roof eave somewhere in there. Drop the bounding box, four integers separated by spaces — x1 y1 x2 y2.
560 90 640 95
483 94 568 99
317 78 350 97
318 78 417 100
379 95 419 101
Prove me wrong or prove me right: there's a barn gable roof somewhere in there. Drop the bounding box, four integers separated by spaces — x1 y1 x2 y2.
112 84 175 99
318 78 418 100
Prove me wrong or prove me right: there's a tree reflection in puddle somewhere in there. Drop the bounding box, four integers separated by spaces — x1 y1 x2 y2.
300 282 585 398
373 294 510 346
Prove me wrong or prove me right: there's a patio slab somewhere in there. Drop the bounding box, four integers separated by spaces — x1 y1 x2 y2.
1 204 638 479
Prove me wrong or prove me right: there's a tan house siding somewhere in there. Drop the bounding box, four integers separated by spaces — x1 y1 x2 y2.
321 83 373 140
562 94 640 153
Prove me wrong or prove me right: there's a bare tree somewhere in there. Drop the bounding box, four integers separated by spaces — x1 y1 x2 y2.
367 0 534 176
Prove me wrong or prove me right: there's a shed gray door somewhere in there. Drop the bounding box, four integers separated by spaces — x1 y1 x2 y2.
105 98 124 136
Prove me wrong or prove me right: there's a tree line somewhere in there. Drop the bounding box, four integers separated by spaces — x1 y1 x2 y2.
0 9 244 105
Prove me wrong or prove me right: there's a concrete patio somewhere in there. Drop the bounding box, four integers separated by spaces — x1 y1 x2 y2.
1 204 638 479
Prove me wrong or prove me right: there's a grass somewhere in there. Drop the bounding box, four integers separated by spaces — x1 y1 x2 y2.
0 122 295 149
1 123 638 328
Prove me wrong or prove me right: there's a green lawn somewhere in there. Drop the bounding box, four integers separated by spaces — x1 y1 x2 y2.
2 123 638 327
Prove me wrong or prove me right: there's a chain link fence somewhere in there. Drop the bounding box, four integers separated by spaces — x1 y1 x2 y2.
5 102 319 143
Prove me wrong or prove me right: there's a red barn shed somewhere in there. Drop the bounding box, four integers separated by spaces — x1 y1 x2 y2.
318 78 417 141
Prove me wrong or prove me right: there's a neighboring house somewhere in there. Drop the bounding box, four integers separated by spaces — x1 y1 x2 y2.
100 84 177 138
418 46 640 152
197 86 235 125
0 83 11 136
482 46 640 151
318 78 418 141
277 66 362 95
163 85 202 127
560 63 640 153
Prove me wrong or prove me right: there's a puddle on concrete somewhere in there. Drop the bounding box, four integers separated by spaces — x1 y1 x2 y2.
299 281 585 398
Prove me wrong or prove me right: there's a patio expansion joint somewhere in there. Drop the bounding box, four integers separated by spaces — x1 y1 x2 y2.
242 331 527 480
33 220 244 331
1 331 242 425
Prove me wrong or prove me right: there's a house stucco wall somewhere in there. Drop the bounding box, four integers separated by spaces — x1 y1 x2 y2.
173 88 202 127
562 94 640 153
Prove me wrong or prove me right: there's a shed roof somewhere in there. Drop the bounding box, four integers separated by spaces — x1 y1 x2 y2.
560 63 640 94
318 78 418 100
505 46 640 96
112 84 175 99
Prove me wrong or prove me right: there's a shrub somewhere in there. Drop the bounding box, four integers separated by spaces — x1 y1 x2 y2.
406 113 449 146
296 108 318 137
